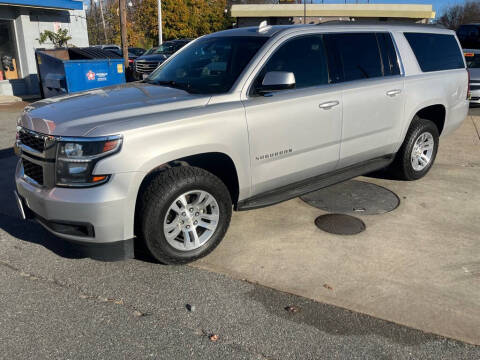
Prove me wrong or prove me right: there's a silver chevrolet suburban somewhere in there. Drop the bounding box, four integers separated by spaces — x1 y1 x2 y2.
14 23 469 264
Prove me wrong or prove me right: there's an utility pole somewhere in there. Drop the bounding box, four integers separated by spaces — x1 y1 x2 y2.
304 0 306 24
97 0 108 43
158 0 163 45
119 0 129 69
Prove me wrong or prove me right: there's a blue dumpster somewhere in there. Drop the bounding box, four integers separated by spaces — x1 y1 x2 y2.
36 48 126 98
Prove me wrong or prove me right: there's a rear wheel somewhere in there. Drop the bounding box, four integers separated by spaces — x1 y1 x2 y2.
138 166 232 264
390 116 439 180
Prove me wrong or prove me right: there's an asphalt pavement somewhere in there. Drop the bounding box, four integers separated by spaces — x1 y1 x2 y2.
0 104 479 359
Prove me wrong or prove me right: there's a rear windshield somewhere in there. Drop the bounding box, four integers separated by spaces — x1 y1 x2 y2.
457 25 480 37
404 33 465 72
464 51 480 68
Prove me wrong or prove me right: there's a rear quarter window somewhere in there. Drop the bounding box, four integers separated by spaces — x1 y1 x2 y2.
404 33 465 72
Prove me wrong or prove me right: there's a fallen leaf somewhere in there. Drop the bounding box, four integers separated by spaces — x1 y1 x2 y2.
133 310 143 317
209 334 219 342
285 305 299 313
323 283 333 291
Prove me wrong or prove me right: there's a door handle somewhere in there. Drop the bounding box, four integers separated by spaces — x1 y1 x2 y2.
319 100 339 110
386 89 402 97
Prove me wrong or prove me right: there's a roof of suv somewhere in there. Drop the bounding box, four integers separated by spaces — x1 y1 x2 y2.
206 22 453 39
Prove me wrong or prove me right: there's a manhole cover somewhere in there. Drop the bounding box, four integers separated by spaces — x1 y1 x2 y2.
301 180 400 215
315 214 366 235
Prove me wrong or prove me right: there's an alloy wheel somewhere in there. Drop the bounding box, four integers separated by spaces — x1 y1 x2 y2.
410 132 435 171
163 190 219 251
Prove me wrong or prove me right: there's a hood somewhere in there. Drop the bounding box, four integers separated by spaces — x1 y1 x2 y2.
19 82 210 136
136 53 169 62
468 68 480 82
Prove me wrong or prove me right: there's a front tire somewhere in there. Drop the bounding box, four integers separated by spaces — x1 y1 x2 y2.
390 116 439 180
138 166 232 264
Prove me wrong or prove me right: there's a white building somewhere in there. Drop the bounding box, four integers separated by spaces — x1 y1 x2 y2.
0 0 88 96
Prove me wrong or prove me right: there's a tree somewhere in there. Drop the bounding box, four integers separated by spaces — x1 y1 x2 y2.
37 28 72 47
86 0 232 47
135 0 190 42
438 1 480 30
86 0 104 45
188 0 230 38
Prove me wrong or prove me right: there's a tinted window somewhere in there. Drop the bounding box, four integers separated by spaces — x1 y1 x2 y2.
465 52 480 69
148 36 267 94
457 25 480 37
457 25 480 48
253 35 329 92
404 33 465 72
324 33 383 81
377 33 401 76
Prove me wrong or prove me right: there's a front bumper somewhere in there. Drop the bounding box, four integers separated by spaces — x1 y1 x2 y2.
15 159 138 260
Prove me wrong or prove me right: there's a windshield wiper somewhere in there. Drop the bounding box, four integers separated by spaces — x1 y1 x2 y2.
153 80 194 93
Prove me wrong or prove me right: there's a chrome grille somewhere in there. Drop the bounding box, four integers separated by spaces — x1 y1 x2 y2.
22 158 44 185
17 128 57 188
135 61 159 74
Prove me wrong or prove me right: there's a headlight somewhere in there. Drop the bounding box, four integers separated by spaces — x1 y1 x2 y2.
56 135 122 187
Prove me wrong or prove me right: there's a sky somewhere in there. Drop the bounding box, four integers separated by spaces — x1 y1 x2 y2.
299 0 467 15
82 0 469 18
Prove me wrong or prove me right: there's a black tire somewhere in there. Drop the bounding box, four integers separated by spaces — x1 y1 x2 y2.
389 116 439 180
137 166 232 265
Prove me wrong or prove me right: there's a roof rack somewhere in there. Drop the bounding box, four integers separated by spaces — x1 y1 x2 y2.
316 20 445 29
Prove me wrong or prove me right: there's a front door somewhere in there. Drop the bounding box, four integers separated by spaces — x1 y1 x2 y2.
243 34 343 196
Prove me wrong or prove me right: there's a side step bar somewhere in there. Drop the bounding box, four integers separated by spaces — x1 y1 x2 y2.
236 154 395 211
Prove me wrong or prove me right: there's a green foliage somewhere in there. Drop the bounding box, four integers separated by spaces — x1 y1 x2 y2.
86 0 232 47
37 28 72 48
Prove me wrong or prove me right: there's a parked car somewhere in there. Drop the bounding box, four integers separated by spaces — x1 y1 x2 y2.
464 49 480 104
128 47 146 57
107 47 146 81
107 47 145 63
14 23 468 264
457 24 480 49
93 44 121 51
133 39 191 80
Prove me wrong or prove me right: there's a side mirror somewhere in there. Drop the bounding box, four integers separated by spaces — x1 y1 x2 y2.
258 71 295 94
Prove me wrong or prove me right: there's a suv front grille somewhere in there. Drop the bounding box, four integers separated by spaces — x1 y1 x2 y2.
19 130 46 153
135 61 160 74
17 128 57 188
22 158 44 185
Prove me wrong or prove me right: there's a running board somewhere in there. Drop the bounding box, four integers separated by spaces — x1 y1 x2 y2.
236 154 395 211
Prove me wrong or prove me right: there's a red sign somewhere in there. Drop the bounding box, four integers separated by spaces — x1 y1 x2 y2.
86 70 96 80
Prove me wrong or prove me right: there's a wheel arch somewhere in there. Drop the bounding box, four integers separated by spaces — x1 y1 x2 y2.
415 104 446 135
406 103 446 136
133 152 240 236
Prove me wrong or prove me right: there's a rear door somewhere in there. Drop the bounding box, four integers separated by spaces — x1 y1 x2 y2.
324 32 405 167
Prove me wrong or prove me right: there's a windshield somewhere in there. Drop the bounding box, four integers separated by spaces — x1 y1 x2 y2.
144 47 156 55
153 42 179 54
465 52 480 68
129 48 145 56
147 36 267 94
